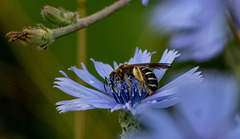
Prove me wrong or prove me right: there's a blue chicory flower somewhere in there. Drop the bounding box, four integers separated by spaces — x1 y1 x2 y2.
142 0 149 6
55 48 202 115
132 72 240 139
149 0 240 62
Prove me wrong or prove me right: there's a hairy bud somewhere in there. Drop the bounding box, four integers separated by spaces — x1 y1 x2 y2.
41 5 79 27
6 25 54 50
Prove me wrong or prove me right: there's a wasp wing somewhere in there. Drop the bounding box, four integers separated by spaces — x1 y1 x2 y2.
123 63 171 69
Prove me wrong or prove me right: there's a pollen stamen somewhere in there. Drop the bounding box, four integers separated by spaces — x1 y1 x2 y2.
106 77 148 106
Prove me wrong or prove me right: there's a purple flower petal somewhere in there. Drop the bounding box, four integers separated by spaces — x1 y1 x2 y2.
177 73 239 137
56 99 95 113
142 67 202 107
133 72 240 139
113 61 118 69
142 88 176 103
90 58 114 79
150 0 201 32
149 0 237 62
142 0 149 6
153 49 180 82
227 115 240 139
56 98 116 113
111 104 127 112
69 64 112 96
132 110 182 139
157 67 202 92
55 48 201 115
55 71 112 100
170 12 227 62
139 97 180 110
128 47 156 64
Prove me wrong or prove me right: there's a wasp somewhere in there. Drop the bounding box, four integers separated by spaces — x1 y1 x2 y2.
105 63 171 96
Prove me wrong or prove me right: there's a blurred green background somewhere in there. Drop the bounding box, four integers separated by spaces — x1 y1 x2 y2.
0 0 229 139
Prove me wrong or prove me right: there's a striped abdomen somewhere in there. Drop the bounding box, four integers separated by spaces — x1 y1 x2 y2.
140 67 158 95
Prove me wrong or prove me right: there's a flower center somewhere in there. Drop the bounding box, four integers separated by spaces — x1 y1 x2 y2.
106 78 149 106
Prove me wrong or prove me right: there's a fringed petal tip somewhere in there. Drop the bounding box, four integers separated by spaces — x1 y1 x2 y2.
153 49 180 82
67 63 86 71
55 99 98 113
56 105 75 114
135 47 156 57
54 71 70 87
56 102 72 114
180 66 203 85
129 47 156 64
158 49 181 65
56 104 66 114
164 49 181 58
58 70 69 78
189 66 204 83
53 85 60 89
68 65 77 71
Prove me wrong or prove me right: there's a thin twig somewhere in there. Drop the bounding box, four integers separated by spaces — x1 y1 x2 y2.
6 0 133 49
52 0 133 39
226 15 240 44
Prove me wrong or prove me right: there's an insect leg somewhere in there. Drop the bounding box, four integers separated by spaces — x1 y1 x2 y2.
103 77 108 92
133 67 144 93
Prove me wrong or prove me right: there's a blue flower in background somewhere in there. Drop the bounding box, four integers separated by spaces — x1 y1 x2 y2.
142 0 149 6
132 72 240 139
227 0 240 28
149 0 240 62
55 48 202 115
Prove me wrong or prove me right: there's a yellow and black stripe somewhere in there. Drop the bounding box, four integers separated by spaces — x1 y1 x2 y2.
140 67 158 94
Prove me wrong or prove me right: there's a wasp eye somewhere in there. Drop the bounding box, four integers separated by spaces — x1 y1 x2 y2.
109 71 116 80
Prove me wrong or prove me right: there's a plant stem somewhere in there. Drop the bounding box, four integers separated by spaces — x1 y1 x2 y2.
52 0 133 39
227 14 240 45
74 0 87 139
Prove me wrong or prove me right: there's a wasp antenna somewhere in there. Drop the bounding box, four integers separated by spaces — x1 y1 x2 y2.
103 77 108 92
103 83 107 92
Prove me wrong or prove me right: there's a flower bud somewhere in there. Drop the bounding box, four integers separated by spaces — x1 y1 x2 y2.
41 5 79 27
6 25 54 50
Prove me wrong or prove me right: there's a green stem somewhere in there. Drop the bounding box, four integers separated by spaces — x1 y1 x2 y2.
119 111 141 139
52 0 133 39
75 0 87 139
6 0 133 50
